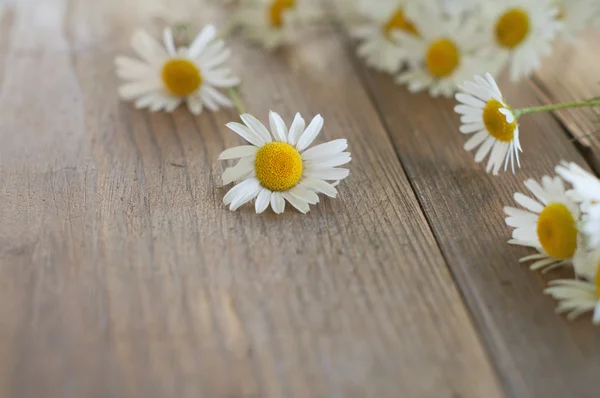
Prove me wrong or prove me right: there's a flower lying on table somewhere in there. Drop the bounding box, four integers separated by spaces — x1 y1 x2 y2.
455 73 600 175
115 24 240 115
220 112 351 214
504 175 579 272
501 163 600 325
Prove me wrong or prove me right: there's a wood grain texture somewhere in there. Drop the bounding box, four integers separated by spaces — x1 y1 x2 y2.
335 21 600 397
0 1 503 397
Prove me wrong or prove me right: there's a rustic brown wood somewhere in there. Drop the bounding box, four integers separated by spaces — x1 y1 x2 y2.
532 34 600 169
0 1 503 397
334 23 600 398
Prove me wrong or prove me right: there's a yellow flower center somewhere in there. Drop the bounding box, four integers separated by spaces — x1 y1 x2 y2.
495 8 530 49
425 38 460 78
383 8 419 38
161 59 202 97
536 203 578 260
269 0 295 28
255 142 303 191
482 99 517 143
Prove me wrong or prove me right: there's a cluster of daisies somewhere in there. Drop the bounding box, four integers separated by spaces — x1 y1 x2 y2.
115 21 349 214
503 162 600 325
226 0 600 97
351 0 599 97
452 72 600 323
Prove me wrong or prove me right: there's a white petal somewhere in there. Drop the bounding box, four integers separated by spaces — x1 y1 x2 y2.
230 183 261 211
223 178 258 206
187 25 217 59
287 113 305 145
130 29 168 65
163 28 176 56
296 114 324 151
464 130 488 151
299 179 337 198
219 145 258 160
202 86 233 107
514 193 544 213
282 192 310 214
222 158 254 185
118 80 161 100
223 178 259 206
455 93 485 108
290 186 319 204
301 139 348 160
226 122 267 147
255 189 271 213
269 111 288 142
186 96 203 115
270 192 285 214
460 123 485 134
305 153 351 169
241 114 272 143
474 136 495 163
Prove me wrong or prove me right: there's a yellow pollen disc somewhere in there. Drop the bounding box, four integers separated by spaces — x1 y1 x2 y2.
383 8 419 38
495 8 530 49
269 0 295 28
482 99 517 143
536 203 578 260
255 142 303 192
425 38 460 78
161 59 202 97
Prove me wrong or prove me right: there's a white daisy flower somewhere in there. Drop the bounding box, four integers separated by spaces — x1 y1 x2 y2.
351 0 420 74
483 0 562 81
556 161 600 247
553 0 598 41
504 175 580 272
454 73 521 175
544 266 600 324
394 8 488 97
220 112 351 214
115 25 240 115
233 0 316 50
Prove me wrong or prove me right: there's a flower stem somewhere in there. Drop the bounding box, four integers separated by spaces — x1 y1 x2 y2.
515 98 600 118
228 87 246 115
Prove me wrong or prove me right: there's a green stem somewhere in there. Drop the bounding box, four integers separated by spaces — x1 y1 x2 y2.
515 98 600 118
228 87 246 114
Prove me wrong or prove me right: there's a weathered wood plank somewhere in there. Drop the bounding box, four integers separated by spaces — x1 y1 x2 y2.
0 1 502 397
335 20 600 397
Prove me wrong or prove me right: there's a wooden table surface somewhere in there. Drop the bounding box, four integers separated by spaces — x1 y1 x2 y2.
1 1 599 397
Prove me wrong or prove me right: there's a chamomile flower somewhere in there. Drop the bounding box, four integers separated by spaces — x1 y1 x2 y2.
544 266 600 324
220 112 350 214
352 0 420 74
233 0 314 49
556 161 600 247
454 73 521 175
553 0 597 41
483 0 562 81
504 175 580 272
394 8 486 97
115 25 240 115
